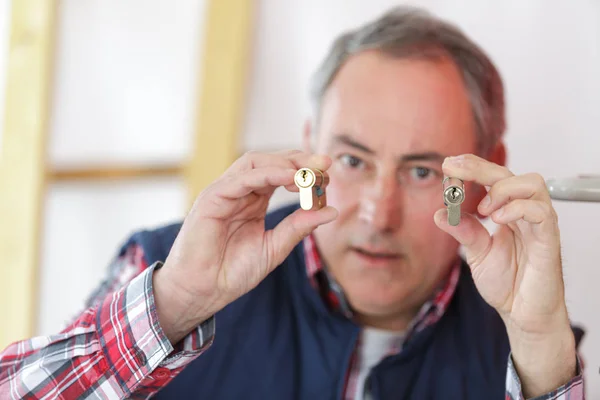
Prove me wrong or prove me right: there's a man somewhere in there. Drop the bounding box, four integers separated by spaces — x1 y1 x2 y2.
0 6 585 399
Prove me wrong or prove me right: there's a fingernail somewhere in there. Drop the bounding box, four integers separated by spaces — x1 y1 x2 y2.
493 207 504 218
444 155 464 166
434 209 445 224
310 154 329 165
479 195 491 209
321 206 339 221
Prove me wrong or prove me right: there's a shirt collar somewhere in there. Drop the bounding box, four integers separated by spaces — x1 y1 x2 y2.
302 233 461 333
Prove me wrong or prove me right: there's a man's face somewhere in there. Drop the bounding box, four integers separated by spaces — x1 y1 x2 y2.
308 50 486 330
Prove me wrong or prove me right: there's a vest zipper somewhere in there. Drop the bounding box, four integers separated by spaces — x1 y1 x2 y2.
337 328 360 400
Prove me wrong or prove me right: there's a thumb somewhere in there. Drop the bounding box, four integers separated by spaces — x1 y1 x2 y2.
433 208 492 267
268 206 338 267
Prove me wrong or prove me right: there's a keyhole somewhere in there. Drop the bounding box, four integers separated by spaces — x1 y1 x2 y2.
301 170 307 182
451 188 459 200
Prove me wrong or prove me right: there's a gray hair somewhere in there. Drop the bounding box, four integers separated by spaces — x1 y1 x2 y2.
309 6 505 156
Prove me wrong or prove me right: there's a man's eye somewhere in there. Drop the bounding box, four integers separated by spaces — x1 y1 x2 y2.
340 154 364 169
410 166 433 180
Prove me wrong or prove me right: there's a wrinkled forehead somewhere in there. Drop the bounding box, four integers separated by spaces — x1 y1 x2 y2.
315 50 477 157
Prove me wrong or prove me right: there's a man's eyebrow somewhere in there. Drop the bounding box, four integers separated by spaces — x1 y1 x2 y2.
400 152 446 163
330 135 446 163
330 134 375 154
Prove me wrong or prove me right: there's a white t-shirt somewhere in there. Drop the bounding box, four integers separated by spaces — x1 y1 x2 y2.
354 327 406 400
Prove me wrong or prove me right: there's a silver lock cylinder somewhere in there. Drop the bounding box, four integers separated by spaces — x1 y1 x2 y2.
442 177 465 226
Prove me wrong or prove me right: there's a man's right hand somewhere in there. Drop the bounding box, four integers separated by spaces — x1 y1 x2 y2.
153 150 338 344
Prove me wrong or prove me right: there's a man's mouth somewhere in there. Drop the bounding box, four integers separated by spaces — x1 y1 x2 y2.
350 246 402 260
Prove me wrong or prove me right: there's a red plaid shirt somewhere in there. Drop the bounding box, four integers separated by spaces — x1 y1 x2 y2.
0 234 584 399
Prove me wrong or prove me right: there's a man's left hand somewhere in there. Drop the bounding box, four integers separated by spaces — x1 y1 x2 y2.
435 154 577 398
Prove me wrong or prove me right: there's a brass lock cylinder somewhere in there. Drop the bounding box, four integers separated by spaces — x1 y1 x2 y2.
294 168 329 210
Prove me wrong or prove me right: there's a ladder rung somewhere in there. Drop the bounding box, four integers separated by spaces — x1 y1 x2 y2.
48 164 183 181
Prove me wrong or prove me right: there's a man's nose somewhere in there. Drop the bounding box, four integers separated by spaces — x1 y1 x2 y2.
359 174 402 231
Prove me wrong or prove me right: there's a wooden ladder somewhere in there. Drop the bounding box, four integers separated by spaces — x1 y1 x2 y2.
0 0 254 349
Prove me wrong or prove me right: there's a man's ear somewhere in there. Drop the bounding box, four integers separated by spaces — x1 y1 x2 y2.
302 119 313 153
488 141 507 167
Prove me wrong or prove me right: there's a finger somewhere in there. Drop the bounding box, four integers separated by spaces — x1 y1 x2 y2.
228 150 301 172
215 167 298 199
267 206 338 267
284 183 299 192
490 199 558 226
229 150 332 175
442 154 513 187
289 152 332 171
433 209 492 268
478 173 551 217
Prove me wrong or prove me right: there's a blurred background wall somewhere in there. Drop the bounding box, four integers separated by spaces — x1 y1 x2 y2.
0 0 598 396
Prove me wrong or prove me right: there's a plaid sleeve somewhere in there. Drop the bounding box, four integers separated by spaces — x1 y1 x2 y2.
505 353 585 400
0 245 215 399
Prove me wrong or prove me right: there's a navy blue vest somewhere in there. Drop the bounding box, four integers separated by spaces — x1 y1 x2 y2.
124 204 512 399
